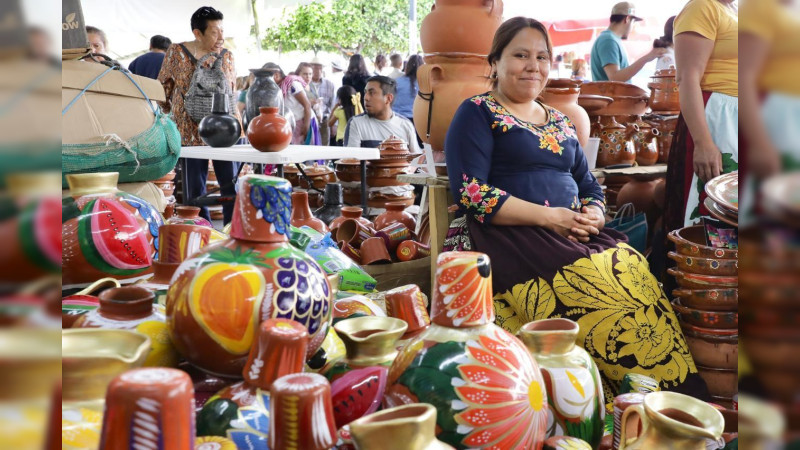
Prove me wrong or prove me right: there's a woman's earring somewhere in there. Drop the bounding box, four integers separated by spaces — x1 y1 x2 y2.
491 72 497 79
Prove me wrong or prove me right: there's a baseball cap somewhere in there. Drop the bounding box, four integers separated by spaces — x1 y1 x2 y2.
611 2 643 21
310 56 324 66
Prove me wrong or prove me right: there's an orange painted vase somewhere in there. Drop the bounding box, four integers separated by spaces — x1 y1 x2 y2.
384 251 549 449
166 175 332 377
62 172 163 288
269 373 337 450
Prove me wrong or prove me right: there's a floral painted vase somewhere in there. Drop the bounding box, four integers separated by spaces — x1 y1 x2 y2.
166 205 214 227
197 318 309 447
269 373 337 450
349 403 455 450
384 251 548 449
543 435 592 450
518 319 605 448
62 172 163 288
72 286 178 368
166 175 332 378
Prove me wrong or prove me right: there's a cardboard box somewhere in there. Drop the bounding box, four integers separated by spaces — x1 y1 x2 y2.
62 0 89 52
62 60 166 145
363 256 432 298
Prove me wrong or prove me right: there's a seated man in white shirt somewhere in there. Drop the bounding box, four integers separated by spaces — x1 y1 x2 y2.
343 75 421 153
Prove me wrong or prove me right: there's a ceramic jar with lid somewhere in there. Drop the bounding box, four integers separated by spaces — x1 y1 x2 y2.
246 107 292 152
62 172 164 287
649 68 680 113
299 163 337 190
166 175 332 378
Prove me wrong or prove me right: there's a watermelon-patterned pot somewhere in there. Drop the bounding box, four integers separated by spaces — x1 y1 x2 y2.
196 318 309 447
62 172 164 288
384 251 549 449
166 175 332 377
518 319 605 448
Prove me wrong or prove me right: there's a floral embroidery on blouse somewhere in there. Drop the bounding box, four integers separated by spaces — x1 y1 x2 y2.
470 94 577 155
581 196 607 214
460 174 506 223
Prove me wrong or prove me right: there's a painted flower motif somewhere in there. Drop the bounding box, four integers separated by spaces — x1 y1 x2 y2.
459 174 507 223
616 306 674 367
451 328 548 449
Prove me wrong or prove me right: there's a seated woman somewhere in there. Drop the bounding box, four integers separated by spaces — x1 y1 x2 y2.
443 17 707 400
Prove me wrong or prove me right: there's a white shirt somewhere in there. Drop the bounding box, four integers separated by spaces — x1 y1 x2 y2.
285 80 307 123
388 67 404 79
344 112 421 153
655 47 676 71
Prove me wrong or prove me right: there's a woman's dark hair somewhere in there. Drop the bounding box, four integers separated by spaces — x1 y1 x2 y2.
375 54 387 68
487 17 552 88
346 54 370 78
294 62 313 76
262 62 285 81
653 16 676 48
150 35 171 51
336 85 358 121
191 6 224 34
85 26 107 46
404 54 424 91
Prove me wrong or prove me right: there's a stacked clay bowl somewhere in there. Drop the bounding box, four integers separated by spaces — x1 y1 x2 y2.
299 163 337 190
668 225 738 407
367 136 416 209
335 159 364 206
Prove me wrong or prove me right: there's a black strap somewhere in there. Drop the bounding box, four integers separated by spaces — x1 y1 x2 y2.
417 91 434 140
179 43 197 65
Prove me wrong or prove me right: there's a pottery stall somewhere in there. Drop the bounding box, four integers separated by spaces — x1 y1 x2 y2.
365 136 417 212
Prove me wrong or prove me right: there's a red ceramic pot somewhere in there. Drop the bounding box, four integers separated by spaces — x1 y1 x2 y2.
291 191 329 234
166 206 214 227
374 202 417 231
247 106 292 152
420 0 504 56
298 164 337 190
99 368 195 449
166 175 332 377
335 158 363 182
596 116 636 168
269 373 337 450
630 118 660 166
329 206 373 231
539 83 590 147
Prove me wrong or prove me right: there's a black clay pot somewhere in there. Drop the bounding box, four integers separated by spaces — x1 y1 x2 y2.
245 68 285 130
198 93 242 147
314 183 343 225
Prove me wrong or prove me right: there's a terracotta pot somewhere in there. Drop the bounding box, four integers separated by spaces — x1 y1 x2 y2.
335 158 362 182
578 94 614 115
616 179 658 213
196 318 309 443
330 206 373 231
419 0 504 56
338 240 362 264
649 71 680 112
667 252 738 276
668 226 738 260
349 403 454 450
385 284 431 341
596 116 636 167
269 373 337 450
696 365 738 398
247 106 292 152
157 223 212 264
299 164 337 190
166 175 332 377
99 368 195 449
336 219 383 248
580 81 648 98
63 172 163 287
61 278 118 328
366 164 414 187
668 268 738 290
379 222 412 252
384 252 548 449
360 236 392 265
539 84 591 147
672 299 738 330
396 240 431 262
680 322 738 369
166 205 214 227
413 55 493 152
630 118 660 166
291 191 329 233
654 116 678 163
672 288 738 312
518 319 605 448
283 164 302 187
653 178 666 210
374 202 417 231
377 135 412 160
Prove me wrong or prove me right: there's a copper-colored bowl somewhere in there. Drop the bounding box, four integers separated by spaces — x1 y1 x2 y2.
667 268 738 290
667 252 738 276
668 225 739 260
697 365 737 398
672 288 738 312
546 78 583 89
335 159 362 182
578 95 614 114
680 321 738 369
581 81 648 98
672 299 738 330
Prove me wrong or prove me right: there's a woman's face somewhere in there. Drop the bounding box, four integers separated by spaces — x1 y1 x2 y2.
298 66 313 83
88 32 106 54
195 20 224 53
493 27 550 102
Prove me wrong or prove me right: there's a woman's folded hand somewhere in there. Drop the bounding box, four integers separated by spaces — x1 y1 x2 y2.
545 207 598 243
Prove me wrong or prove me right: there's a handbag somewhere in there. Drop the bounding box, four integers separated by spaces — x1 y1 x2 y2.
606 203 648 254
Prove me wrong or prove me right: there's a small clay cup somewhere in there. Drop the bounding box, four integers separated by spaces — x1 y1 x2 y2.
385 284 431 340
158 223 212 264
396 241 431 262
269 373 337 450
360 237 392 265
379 222 412 252
336 219 376 247
338 240 361 264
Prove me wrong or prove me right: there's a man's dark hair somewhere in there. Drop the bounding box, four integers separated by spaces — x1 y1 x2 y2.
149 35 171 51
191 6 224 34
610 14 629 24
367 75 396 97
85 26 107 46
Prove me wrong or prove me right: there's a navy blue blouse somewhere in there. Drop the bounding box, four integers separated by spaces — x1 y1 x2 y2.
445 93 605 224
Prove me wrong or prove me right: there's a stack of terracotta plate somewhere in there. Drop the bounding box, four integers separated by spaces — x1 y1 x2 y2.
667 225 738 408
704 171 738 226
366 136 416 210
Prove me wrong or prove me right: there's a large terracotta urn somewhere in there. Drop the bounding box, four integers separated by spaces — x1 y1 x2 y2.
413 56 493 155
539 79 591 148
166 175 332 378
247 106 292 152
384 251 548 449
419 0 504 56
62 172 163 288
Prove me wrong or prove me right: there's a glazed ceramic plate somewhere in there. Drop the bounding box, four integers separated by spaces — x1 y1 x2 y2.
704 171 738 213
704 197 738 227
577 95 614 114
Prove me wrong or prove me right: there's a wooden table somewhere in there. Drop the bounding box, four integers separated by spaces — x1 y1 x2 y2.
179 145 380 209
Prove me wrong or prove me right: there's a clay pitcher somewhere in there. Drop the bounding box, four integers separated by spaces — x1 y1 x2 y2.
349 403 455 450
618 391 724 450
596 116 636 167
539 81 590 148
419 0 504 56
630 117 660 166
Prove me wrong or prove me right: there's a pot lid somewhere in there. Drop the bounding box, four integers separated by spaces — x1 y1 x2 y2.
378 135 410 156
303 163 333 176
653 67 677 77
335 158 361 165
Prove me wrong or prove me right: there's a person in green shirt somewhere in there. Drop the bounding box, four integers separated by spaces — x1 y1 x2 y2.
590 1 667 82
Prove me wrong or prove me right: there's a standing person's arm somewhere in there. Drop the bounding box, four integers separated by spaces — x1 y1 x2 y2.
292 82 313 136
602 47 666 82
156 45 177 113
328 104 340 128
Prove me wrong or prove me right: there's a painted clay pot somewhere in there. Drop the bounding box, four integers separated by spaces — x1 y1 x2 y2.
306 326 347 375
336 219 385 248
518 319 604 448
72 286 177 367
649 69 680 112
379 222 412 252
196 318 308 446
679 322 737 369
199 93 242 148
666 252 738 277
328 316 408 381
384 251 548 449
247 106 292 152
543 436 592 450
166 206 214 227
385 284 431 341
630 118 660 166
61 277 118 328
332 295 387 324
596 116 636 168
166 175 332 377
299 164 337 190
245 68 285 129
99 368 195 449
315 183 344 225
397 240 431 262
671 288 738 312
413 55 493 153
146 223 212 285
62 172 163 287
419 0 504 56
667 225 738 260
360 237 392 265
349 403 455 450
374 202 417 232
291 191 329 233
269 373 337 450
329 206 373 231
649 115 678 163
671 299 738 330
539 82 591 147
618 391 723 449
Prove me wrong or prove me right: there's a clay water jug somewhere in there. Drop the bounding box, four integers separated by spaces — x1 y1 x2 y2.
166 175 332 377
291 190 329 233
630 117 660 166
198 93 242 148
384 251 548 449
329 206 372 231
247 106 292 152
539 81 591 148
618 391 724 450
245 68 285 129
419 0 504 55
596 116 636 167
374 202 416 231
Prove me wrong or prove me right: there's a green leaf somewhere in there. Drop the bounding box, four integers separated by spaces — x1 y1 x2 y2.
197 398 239 437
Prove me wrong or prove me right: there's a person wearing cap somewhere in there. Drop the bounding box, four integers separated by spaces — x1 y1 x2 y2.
589 2 667 82
308 57 336 146
330 57 345 91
